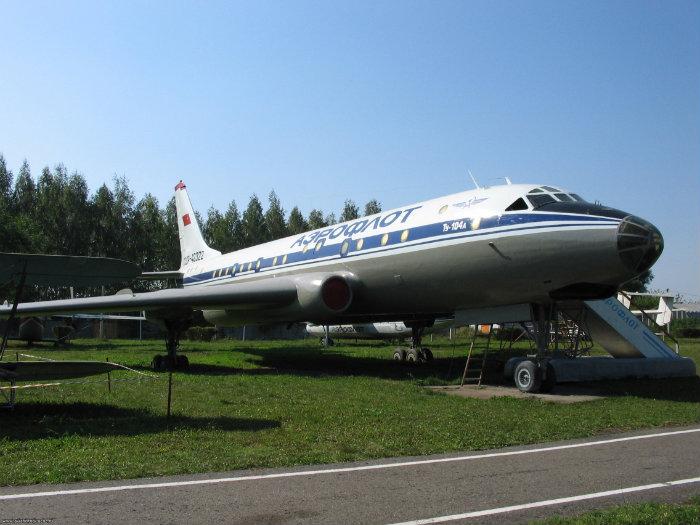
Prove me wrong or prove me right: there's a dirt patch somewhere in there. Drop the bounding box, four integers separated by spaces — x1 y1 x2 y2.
427 384 606 403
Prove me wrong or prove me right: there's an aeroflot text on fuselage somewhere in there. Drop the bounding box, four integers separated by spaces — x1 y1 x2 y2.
290 206 423 248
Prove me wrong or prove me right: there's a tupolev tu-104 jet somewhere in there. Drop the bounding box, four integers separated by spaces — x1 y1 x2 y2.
0 180 663 378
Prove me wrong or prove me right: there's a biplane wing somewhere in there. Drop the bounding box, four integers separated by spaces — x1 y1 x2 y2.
0 252 141 287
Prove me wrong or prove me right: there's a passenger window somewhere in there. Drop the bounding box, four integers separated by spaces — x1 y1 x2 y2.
505 198 528 211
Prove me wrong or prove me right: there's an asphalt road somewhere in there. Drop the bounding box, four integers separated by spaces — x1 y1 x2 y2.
1 425 699 524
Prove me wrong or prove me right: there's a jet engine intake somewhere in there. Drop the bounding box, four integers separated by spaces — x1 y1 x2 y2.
294 273 354 317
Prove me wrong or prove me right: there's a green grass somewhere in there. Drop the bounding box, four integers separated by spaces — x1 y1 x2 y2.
532 496 700 524
0 336 698 487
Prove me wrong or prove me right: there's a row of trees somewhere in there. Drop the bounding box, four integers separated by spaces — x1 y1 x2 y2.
0 155 381 276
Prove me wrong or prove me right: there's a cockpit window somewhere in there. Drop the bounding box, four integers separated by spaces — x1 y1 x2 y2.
571 194 585 202
528 188 544 194
527 194 556 208
542 186 559 192
505 198 529 211
554 193 573 202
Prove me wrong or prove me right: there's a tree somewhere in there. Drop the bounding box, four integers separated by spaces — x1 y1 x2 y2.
307 209 327 230
364 199 382 216
0 155 23 254
242 194 268 247
132 193 170 289
163 197 180 268
622 270 654 293
287 206 308 235
36 165 69 254
14 160 35 215
0 154 13 206
90 183 117 257
265 190 288 240
223 200 244 252
339 199 359 223
10 160 39 252
112 175 136 260
204 206 237 252
61 171 91 255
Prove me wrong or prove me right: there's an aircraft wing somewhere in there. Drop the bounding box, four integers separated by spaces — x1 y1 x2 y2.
0 278 298 317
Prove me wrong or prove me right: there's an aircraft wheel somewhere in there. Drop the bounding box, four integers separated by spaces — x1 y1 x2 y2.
514 360 541 393
406 348 422 364
420 348 434 362
392 348 406 362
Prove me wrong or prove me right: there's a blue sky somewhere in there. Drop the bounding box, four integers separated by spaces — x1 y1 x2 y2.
1 1 698 297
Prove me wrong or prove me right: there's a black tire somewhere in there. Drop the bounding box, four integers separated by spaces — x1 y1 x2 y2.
406 348 421 364
392 348 407 362
420 348 434 362
514 360 541 393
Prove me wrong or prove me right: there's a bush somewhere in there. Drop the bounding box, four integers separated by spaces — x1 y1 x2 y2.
670 317 700 338
677 327 700 338
184 326 217 341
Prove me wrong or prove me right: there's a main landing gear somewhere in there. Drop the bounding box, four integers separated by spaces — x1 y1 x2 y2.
392 324 434 365
151 316 191 371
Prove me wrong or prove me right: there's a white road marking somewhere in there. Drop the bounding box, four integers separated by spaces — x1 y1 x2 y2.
1 427 698 501
385 476 700 525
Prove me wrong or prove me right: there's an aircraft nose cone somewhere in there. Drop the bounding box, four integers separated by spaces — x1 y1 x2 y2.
617 215 664 274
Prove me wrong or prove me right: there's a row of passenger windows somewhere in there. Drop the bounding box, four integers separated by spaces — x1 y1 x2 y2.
209 229 412 279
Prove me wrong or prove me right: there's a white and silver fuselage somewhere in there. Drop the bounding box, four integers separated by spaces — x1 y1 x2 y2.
182 184 662 326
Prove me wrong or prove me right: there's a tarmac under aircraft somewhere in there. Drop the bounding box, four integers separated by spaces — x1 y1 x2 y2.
0 180 664 384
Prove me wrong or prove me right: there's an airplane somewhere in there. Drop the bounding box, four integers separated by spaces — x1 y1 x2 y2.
0 252 144 406
0 180 664 390
305 319 455 362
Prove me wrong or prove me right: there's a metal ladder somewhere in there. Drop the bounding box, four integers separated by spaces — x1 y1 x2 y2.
460 325 492 387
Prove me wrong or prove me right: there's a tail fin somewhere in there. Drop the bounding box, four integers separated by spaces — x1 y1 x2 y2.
174 181 221 270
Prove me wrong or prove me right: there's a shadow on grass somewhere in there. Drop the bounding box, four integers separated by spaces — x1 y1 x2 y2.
589 376 700 403
226 344 510 383
0 402 280 440
211 345 700 403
